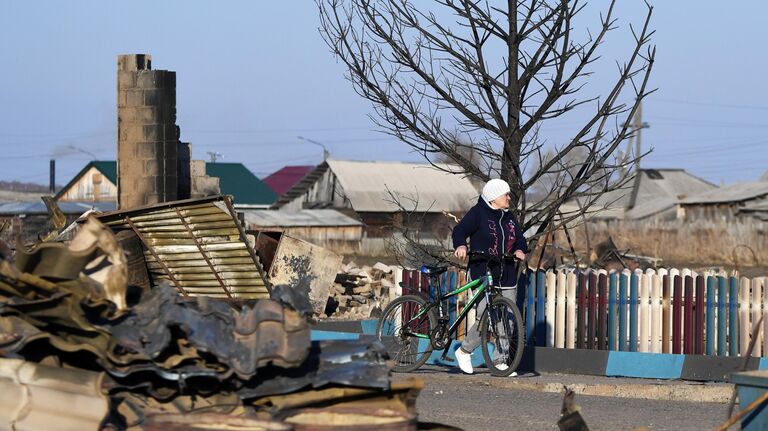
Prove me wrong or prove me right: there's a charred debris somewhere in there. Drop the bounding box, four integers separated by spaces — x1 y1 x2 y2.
0 195 449 431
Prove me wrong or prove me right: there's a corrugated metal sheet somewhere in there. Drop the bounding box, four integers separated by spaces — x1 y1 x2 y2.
243 209 362 227
326 159 479 212
0 200 116 215
95 195 270 299
682 181 768 205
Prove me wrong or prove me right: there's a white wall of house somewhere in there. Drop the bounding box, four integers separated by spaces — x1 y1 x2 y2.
58 167 117 202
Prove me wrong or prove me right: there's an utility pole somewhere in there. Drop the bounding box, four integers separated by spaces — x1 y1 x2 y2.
624 99 649 171
206 151 223 163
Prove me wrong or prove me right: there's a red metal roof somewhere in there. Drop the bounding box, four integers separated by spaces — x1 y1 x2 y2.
262 165 315 196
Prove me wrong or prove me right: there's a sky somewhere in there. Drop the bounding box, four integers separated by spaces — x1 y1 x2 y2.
1 0 767 188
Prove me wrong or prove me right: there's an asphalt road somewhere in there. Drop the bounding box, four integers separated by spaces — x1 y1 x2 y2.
401 369 730 431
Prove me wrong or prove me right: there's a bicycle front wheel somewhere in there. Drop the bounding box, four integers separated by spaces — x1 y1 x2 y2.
376 295 437 372
480 296 524 377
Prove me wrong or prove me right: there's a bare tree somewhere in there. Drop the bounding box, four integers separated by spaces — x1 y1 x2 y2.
317 0 655 245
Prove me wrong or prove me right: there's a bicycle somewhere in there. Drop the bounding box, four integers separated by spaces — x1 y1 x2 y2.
376 251 525 376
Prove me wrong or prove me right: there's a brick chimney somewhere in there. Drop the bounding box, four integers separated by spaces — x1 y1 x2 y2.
117 54 179 209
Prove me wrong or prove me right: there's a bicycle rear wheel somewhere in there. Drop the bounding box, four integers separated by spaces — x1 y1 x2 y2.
376 295 437 372
480 296 524 377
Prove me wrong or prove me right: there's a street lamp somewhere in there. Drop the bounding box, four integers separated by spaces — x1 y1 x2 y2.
297 136 329 161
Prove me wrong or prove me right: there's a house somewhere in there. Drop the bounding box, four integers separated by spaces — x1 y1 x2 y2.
55 161 276 208
272 159 480 252
243 209 363 254
0 200 116 245
678 181 768 222
562 168 717 221
262 165 315 197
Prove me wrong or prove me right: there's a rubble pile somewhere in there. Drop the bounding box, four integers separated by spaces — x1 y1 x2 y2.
327 262 396 319
0 216 427 430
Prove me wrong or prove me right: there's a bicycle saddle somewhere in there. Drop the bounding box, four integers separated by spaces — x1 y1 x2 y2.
420 265 448 275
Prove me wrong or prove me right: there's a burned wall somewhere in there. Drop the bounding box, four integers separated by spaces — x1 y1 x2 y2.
117 54 179 209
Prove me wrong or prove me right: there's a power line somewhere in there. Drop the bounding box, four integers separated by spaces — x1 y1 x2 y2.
651 97 768 111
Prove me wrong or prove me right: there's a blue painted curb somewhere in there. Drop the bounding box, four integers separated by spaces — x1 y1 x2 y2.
606 351 684 379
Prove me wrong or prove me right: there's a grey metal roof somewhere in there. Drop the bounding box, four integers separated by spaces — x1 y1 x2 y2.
326 159 479 212
0 190 44 203
630 169 716 208
625 197 677 220
243 209 362 228
0 200 117 215
681 181 768 205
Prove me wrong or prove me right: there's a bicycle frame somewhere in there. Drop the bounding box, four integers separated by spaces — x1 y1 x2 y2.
402 272 495 341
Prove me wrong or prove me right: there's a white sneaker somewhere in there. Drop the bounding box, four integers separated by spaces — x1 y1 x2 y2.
496 364 517 377
455 348 474 374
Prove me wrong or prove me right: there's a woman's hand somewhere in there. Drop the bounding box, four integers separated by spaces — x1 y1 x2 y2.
513 250 526 261
454 245 467 260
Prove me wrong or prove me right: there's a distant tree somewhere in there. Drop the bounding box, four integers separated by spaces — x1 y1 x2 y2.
318 0 655 245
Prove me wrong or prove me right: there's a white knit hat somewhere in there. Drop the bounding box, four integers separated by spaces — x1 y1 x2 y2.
481 179 510 202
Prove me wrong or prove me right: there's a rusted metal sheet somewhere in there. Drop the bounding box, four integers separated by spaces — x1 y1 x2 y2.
0 358 109 431
254 231 342 315
95 195 270 299
143 413 291 431
284 407 417 431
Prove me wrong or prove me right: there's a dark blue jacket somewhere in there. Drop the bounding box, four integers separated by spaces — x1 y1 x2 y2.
452 197 529 287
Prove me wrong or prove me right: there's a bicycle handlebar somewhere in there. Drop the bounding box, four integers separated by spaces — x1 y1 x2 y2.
467 250 520 262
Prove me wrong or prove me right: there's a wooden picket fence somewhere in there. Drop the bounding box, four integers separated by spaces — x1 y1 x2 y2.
396 267 768 357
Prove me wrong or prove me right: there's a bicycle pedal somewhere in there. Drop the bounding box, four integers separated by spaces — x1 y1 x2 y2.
440 353 455 362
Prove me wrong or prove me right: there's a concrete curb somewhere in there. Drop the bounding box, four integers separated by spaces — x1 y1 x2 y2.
403 372 733 403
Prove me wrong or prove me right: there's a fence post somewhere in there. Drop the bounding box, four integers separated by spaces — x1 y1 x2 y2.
740 277 751 356
639 272 651 352
555 270 566 348
717 274 727 356
683 274 694 354
588 271 597 350
763 277 768 356
577 272 587 349
672 275 682 355
629 270 639 352
729 275 739 356
536 270 546 346
598 270 608 350
619 270 629 351
608 271 618 351
545 271 556 347
706 275 715 356
751 277 763 357
650 272 662 353
566 271 577 349
526 271 535 344
661 273 671 353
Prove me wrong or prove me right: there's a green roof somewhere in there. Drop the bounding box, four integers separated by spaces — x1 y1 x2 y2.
56 161 276 206
206 162 277 205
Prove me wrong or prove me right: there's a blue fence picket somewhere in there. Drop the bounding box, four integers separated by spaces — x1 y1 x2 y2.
526 271 536 344
729 276 739 356
536 270 546 346
629 272 638 352
706 276 715 356
608 272 618 350
619 272 628 351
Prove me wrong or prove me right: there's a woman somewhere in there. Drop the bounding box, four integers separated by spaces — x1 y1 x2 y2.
451 178 528 374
